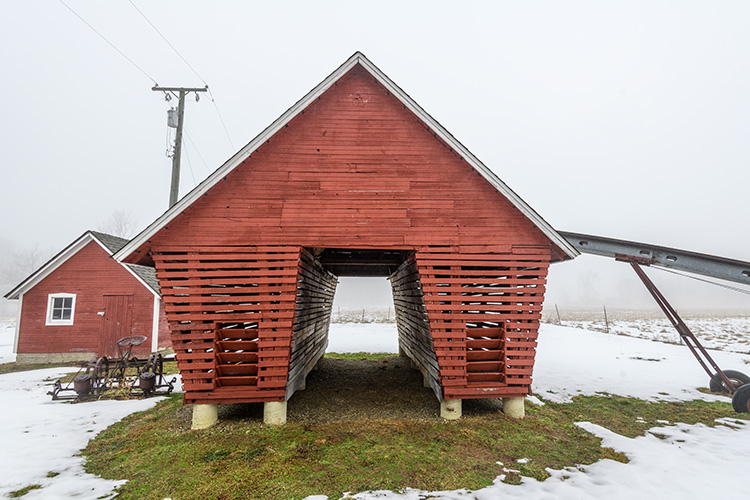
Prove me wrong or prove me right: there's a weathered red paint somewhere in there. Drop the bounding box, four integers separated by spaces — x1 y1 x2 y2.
140 64 557 405
16 240 165 359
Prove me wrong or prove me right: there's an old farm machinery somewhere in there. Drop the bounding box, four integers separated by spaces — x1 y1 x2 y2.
561 232 750 413
48 335 176 401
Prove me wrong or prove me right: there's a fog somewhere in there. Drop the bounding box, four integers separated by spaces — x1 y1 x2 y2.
1 1 748 314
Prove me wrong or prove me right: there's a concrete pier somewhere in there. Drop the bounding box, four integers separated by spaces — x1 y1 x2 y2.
191 404 218 430
263 401 288 426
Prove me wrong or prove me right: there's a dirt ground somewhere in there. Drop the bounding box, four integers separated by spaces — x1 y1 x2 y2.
177 355 505 426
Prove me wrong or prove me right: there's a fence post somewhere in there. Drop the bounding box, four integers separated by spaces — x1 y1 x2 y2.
603 305 609 333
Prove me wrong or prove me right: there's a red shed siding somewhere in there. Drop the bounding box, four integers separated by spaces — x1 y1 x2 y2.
17 241 158 358
149 64 554 404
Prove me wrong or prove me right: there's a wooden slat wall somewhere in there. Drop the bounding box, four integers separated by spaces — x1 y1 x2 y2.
416 247 549 399
286 249 338 398
140 64 561 406
154 246 301 404
389 256 441 400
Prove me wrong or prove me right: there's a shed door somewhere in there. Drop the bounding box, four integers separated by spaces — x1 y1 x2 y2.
102 295 133 357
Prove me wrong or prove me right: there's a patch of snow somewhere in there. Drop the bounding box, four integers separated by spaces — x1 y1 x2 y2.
0 318 17 364
0 367 171 498
532 324 750 403
327 323 399 353
2 319 750 499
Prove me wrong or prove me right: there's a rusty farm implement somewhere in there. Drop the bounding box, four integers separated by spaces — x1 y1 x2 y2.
48 335 176 401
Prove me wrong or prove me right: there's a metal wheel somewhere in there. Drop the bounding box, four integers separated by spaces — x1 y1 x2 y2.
93 356 109 393
731 383 750 413
116 335 147 347
709 370 750 394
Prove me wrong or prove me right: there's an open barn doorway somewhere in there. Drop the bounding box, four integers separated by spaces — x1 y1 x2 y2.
285 247 441 421
313 248 410 357
328 277 398 354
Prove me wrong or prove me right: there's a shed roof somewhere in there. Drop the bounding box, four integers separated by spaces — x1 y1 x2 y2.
115 52 578 264
5 231 159 300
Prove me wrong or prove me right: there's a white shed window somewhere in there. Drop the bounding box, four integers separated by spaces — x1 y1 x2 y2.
46 293 76 325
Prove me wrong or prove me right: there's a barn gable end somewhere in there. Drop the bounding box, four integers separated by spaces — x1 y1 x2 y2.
116 53 576 420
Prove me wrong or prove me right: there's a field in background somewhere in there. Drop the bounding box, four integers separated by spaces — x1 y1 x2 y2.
3 306 749 357
330 307 395 323
543 307 750 353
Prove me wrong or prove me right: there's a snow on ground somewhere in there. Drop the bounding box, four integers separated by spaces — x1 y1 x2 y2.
1 319 750 499
0 318 16 364
0 323 179 499
327 323 399 353
0 368 167 499
545 308 750 354
534 324 750 403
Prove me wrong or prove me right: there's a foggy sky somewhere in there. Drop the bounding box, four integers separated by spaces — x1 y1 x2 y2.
1 1 748 311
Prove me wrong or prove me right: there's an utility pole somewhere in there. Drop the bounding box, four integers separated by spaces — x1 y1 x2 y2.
152 86 208 208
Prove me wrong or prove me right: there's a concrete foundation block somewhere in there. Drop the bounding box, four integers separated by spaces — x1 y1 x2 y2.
264 401 287 426
191 404 218 430
503 397 525 419
440 399 462 420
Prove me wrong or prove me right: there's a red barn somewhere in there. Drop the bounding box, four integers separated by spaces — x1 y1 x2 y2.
115 53 578 426
5 231 170 363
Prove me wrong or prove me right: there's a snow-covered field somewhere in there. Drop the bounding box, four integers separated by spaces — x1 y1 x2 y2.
1 318 749 499
545 308 750 353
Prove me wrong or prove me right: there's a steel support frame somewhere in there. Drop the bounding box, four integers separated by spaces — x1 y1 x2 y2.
618 255 737 391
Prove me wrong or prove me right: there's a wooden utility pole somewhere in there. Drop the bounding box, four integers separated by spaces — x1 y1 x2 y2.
152 86 208 208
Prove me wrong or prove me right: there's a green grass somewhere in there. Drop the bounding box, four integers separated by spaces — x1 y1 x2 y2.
0 361 80 376
325 352 397 360
82 394 746 500
8 485 42 498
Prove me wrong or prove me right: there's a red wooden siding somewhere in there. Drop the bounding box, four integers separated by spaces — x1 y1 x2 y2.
144 63 558 405
154 246 303 404
415 247 549 399
150 65 553 252
17 241 158 358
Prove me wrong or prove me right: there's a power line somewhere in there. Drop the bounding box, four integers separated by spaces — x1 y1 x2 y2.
128 0 236 151
181 137 198 187
127 0 207 86
184 130 212 173
57 0 158 85
208 88 236 150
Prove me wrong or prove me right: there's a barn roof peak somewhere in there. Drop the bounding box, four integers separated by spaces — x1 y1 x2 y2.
5 231 159 300
115 51 578 263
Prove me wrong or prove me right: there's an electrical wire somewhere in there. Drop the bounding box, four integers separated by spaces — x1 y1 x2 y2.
184 130 212 173
57 0 158 85
128 0 236 151
127 0 207 85
653 266 750 296
208 88 237 150
181 137 198 187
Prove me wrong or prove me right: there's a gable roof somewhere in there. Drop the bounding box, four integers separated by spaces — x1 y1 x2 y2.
114 52 578 264
5 230 160 300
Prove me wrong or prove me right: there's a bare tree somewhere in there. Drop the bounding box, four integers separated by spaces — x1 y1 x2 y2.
98 210 137 238
1 244 53 289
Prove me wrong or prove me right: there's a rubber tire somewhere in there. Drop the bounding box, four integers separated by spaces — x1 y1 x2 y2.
731 383 750 413
709 370 750 393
